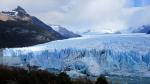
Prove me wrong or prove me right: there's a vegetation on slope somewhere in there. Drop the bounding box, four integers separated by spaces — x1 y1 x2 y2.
0 20 63 48
0 65 108 84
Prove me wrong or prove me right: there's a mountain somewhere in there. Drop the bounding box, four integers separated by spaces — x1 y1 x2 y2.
132 25 150 33
81 29 105 35
81 29 92 35
0 6 64 48
50 25 81 38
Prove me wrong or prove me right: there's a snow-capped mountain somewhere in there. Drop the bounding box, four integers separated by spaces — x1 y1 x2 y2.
2 6 28 17
81 29 121 35
50 25 81 38
2 33 150 77
1 6 31 21
132 25 150 33
0 6 64 48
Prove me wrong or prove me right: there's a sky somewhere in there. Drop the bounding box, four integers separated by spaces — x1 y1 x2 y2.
0 0 150 33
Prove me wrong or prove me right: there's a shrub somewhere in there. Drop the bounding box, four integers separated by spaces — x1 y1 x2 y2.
0 65 109 84
57 72 72 84
95 76 108 84
72 78 93 84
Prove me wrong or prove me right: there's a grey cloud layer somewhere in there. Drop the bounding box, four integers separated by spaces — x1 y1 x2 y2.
0 0 150 33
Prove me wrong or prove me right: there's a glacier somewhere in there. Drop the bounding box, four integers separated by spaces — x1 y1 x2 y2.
2 33 150 77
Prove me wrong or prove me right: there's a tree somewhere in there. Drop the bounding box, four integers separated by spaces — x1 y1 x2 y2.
57 72 72 84
95 76 108 84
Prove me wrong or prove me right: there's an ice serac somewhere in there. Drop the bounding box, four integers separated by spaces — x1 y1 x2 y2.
2 34 150 77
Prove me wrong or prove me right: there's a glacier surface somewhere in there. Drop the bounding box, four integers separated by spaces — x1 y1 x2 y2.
2 33 150 77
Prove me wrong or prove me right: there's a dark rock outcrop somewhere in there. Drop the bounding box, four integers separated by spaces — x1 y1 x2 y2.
147 31 150 34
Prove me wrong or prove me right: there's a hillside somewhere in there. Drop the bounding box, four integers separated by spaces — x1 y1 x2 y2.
0 6 64 48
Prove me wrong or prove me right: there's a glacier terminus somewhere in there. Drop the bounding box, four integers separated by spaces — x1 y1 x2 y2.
2 33 150 77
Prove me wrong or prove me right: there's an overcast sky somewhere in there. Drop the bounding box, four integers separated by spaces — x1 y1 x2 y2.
0 0 150 33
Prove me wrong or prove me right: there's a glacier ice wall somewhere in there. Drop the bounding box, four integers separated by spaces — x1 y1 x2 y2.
2 48 150 76
2 34 150 76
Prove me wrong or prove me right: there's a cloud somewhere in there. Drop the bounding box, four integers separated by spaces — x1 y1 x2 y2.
0 0 150 33
125 6 150 28
60 0 128 32
34 11 65 25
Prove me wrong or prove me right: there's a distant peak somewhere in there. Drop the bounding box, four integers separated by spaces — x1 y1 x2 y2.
13 6 28 16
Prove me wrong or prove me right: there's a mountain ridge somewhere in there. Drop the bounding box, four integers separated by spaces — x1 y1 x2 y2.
131 25 150 34
50 25 81 38
0 6 65 48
